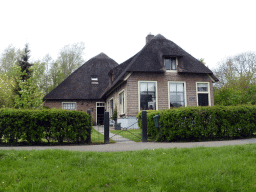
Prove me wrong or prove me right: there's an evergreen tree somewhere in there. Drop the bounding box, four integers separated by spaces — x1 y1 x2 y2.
18 43 33 81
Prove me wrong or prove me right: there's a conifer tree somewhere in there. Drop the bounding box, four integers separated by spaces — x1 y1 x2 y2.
18 43 33 81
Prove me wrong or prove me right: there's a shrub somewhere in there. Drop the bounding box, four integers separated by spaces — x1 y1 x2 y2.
0 108 92 145
137 105 256 142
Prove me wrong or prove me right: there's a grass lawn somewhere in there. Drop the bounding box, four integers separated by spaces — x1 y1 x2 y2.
110 129 142 142
1 144 256 191
91 127 115 144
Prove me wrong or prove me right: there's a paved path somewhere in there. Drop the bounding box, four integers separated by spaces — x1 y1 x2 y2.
93 125 136 144
1 138 256 152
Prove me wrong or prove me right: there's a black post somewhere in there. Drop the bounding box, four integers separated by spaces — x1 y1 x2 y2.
104 111 109 144
142 110 147 142
86 110 91 144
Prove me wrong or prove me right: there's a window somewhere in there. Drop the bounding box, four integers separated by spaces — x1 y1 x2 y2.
197 82 210 106
62 102 76 110
164 57 177 70
91 76 98 84
169 82 186 108
119 91 125 114
97 103 105 107
110 98 113 115
139 81 157 110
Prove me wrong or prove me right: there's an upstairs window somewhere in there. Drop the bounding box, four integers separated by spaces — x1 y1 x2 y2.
164 57 177 70
91 76 98 84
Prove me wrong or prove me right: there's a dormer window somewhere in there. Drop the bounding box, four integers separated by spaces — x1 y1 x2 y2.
91 76 98 84
164 57 177 70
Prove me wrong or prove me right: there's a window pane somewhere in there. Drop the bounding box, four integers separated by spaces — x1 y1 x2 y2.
169 84 176 92
171 58 176 70
63 103 76 110
165 59 171 70
169 93 177 102
177 83 183 92
169 82 184 108
177 93 184 102
197 83 208 92
148 83 155 92
140 83 147 92
140 82 156 110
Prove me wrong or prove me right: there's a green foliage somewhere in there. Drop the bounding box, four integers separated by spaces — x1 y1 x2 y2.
0 73 15 108
18 44 33 81
0 108 92 145
137 105 256 142
111 107 117 122
13 64 44 109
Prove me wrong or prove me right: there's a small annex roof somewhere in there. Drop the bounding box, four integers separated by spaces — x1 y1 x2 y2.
43 52 118 100
101 34 219 98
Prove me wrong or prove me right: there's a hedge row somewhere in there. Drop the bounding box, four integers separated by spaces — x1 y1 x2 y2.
137 105 256 142
0 108 92 145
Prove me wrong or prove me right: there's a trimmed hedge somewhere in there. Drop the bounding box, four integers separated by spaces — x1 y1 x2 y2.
0 108 92 145
137 105 256 142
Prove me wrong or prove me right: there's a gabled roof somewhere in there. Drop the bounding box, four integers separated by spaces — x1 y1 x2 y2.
101 34 219 98
43 53 118 100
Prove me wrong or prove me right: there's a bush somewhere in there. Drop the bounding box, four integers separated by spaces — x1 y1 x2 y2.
0 108 92 145
137 105 256 142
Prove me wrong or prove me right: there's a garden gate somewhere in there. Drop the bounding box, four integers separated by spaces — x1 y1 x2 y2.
103 111 147 144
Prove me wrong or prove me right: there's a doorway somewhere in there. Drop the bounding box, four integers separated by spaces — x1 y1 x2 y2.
96 102 105 125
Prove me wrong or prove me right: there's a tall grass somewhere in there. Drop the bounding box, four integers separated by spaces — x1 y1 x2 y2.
1 144 256 191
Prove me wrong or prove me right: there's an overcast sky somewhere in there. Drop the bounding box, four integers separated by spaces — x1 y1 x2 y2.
0 0 255 71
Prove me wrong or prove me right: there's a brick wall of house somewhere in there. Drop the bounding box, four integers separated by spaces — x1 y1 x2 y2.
44 99 104 125
105 82 128 119
126 72 214 116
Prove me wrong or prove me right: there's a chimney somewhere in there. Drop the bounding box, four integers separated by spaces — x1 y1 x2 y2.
146 33 154 44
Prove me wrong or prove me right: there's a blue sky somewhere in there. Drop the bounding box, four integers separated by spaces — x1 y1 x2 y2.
0 0 255 70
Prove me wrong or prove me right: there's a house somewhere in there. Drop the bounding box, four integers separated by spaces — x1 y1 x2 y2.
43 34 219 126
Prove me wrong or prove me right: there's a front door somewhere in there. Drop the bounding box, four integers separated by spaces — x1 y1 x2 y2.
96 102 105 125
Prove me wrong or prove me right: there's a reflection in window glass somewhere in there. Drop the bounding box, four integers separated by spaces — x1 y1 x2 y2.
140 82 156 110
169 83 184 108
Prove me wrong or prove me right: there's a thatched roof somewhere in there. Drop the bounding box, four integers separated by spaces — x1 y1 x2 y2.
43 53 118 100
101 34 218 98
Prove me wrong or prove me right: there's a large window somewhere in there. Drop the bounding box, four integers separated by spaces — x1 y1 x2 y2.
139 82 157 110
62 102 77 110
169 82 186 108
119 91 125 114
164 57 177 70
197 82 210 106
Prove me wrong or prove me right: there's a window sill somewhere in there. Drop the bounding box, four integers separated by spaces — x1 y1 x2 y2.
166 70 177 73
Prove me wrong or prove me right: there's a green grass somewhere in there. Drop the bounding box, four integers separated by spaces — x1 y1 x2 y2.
110 129 142 142
1 144 256 191
91 127 115 144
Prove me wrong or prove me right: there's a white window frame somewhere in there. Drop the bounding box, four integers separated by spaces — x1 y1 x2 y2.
96 102 105 125
196 82 211 106
138 81 158 112
165 57 178 72
168 81 187 108
109 98 114 116
91 76 99 84
119 89 125 115
91 77 98 81
62 102 77 110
